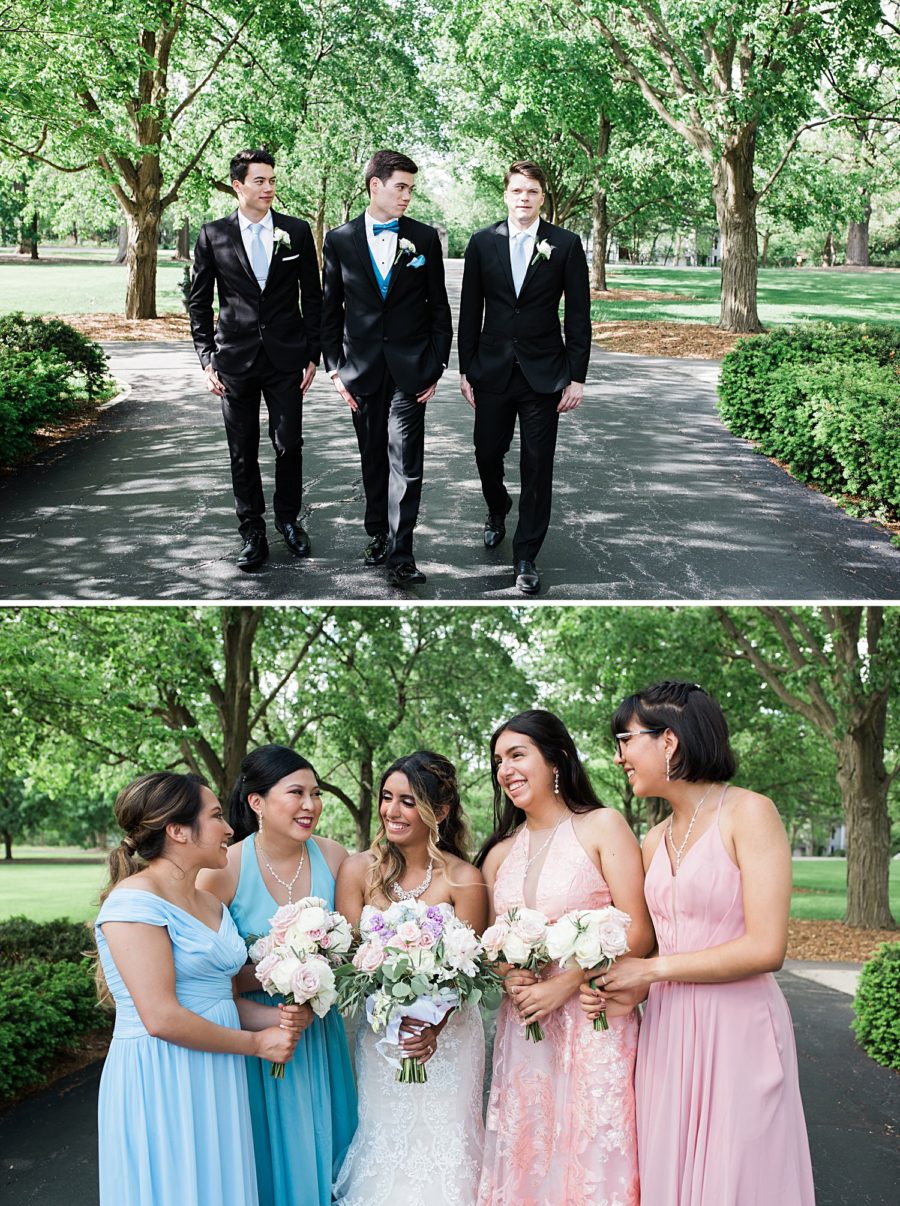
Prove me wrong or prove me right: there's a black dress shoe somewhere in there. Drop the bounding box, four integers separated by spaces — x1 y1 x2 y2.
389 562 426 587
237 531 269 572
363 531 390 567
514 559 540 595
483 496 513 549
275 519 311 557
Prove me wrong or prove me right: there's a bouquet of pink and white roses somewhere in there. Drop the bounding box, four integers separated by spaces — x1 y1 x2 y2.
480 906 551 1041
248 896 353 1077
546 905 631 1031
335 900 502 1084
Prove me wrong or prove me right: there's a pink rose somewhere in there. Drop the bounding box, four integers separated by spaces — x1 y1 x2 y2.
254 952 280 988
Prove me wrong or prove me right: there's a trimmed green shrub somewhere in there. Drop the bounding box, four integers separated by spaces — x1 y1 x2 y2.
0 916 94 965
0 313 109 400
852 942 900 1071
0 957 108 1098
718 322 900 512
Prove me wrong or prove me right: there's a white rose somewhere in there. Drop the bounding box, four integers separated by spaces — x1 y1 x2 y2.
573 931 605 968
353 941 386 973
247 935 272 964
546 915 581 963
269 955 302 996
293 906 329 935
514 908 548 945
501 933 529 965
396 920 422 945
481 921 510 961
329 917 353 954
407 946 437 976
596 920 630 959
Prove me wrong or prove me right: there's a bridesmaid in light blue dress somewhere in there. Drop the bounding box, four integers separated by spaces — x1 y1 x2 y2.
95 771 303 1206
200 745 358 1206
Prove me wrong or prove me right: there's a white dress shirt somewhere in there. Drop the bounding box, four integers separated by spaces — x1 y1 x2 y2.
365 210 398 280
238 209 273 274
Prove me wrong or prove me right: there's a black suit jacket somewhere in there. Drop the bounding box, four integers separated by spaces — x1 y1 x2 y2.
320 214 452 395
189 209 322 375
457 218 591 393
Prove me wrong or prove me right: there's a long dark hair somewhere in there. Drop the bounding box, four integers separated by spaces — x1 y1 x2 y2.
611 681 737 783
229 745 319 841
475 710 603 868
368 751 471 901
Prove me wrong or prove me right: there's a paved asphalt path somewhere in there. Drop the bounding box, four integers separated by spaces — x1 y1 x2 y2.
1 970 897 1204
1 262 898 601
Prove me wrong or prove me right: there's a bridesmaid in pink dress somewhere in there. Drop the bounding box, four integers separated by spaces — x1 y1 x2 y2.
476 709 654 1206
584 681 816 1206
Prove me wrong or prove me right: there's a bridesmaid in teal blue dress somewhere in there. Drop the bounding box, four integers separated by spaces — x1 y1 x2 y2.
95 771 302 1206
200 745 358 1206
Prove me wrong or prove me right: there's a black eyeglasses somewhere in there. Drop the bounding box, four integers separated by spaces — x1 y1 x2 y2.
614 728 663 754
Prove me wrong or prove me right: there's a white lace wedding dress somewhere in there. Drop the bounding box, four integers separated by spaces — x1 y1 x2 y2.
333 907 486 1206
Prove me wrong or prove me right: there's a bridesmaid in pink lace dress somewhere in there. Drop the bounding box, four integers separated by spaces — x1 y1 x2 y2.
476 710 653 1206
584 681 816 1206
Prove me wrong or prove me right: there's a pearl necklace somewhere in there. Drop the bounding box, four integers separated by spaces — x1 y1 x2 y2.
666 784 715 874
392 857 434 901
523 815 566 877
258 839 305 903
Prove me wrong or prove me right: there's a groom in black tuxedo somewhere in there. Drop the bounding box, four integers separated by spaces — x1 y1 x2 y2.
458 160 591 595
189 148 321 571
321 150 452 587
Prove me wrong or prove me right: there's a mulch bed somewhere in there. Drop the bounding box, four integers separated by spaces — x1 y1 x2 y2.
786 919 897 963
60 312 191 341
591 318 752 359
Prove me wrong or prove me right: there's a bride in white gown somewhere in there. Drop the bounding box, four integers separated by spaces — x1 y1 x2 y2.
333 752 489 1206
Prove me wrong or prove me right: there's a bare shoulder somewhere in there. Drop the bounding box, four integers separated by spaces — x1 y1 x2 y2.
725 785 782 826
580 806 635 840
642 818 668 855
336 849 374 883
481 833 517 879
314 835 349 877
196 841 242 903
442 853 486 887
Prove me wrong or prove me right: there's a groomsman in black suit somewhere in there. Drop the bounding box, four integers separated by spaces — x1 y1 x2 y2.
321 150 452 587
189 149 321 571
458 160 591 595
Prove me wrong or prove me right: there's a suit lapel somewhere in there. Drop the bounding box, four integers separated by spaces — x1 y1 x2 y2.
384 216 412 302
352 213 385 302
518 219 550 298
266 209 286 283
227 210 260 291
492 220 516 298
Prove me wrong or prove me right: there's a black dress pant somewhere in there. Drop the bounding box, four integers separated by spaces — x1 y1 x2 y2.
352 369 425 566
473 364 561 561
218 347 304 538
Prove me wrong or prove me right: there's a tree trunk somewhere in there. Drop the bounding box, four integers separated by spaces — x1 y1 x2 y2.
713 127 762 332
3 831 11 860
845 202 871 267
124 158 164 318
175 218 191 262
760 229 770 269
219 608 262 802
114 225 128 264
29 212 39 260
822 230 835 267
314 171 327 271
836 723 895 929
355 749 374 851
590 186 609 291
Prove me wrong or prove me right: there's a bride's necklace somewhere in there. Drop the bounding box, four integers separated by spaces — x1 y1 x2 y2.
666 784 715 874
392 857 434 901
523 814 566 876
258 839 305 903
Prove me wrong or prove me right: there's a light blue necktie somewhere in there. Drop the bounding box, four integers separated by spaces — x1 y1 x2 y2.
249 222 268 288
511 230 529 295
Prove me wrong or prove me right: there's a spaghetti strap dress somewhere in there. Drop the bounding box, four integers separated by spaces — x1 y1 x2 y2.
636 788 816 1205
95 888 258 1206
228 834 358 1206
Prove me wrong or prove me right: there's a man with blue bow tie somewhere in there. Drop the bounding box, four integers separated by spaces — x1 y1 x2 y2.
189 149 321 571
321 150 452 588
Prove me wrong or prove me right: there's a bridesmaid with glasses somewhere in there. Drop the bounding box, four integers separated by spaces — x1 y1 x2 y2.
582 681 815 1206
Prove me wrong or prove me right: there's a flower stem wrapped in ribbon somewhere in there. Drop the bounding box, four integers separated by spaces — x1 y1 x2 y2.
336 900 502 1084
248 896 353 1077
481 906 551 1042
546 906 631 1031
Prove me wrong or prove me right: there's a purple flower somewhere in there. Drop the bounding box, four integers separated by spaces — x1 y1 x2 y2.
426 906 445 928
368 915 385 931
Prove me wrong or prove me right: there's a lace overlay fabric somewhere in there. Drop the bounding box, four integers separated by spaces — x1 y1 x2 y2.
333 907 486 1206
478 819 640 1206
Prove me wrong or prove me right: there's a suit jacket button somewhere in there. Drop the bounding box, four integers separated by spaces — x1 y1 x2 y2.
260 324 266 330
383 336 389 342
512 337 518 344
514 309 520 315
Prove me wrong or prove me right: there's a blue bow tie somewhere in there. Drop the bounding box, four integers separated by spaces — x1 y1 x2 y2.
373 220 399 235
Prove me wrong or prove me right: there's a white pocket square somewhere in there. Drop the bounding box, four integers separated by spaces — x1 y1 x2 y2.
282 254 299 261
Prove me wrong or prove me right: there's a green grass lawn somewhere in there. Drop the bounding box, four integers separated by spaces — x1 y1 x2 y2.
3 851 898 925
593 265 899 326
790 858 900 921
0 254 188 315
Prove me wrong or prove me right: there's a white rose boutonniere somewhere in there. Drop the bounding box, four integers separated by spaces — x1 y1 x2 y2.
272 227 291 254
394 237 416 266
531 238 554 266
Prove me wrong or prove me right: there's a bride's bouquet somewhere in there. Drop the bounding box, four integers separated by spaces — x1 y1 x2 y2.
481 906 551 1041
546 905 631 1031
335 900 502 1084
249 897 353 1078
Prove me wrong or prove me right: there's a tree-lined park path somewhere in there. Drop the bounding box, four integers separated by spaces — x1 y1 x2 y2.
0 261 899 602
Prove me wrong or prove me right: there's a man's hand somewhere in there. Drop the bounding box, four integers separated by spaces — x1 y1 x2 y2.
204 364 225 397
416 382 437 404
459 373 475 409
558 381 584 413
301 361 317 394
332 373 359 413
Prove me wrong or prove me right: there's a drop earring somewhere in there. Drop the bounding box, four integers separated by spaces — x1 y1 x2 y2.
553 767 560 795
665 752 671 782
